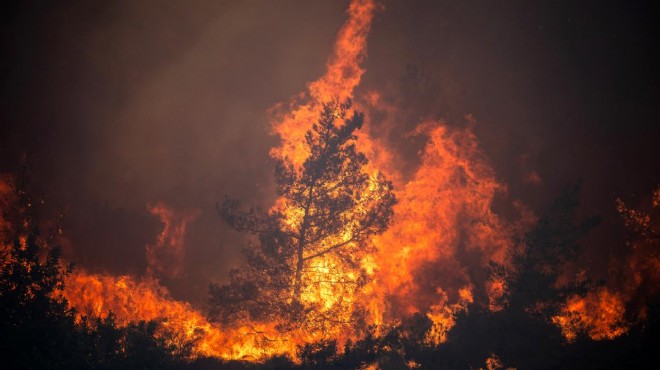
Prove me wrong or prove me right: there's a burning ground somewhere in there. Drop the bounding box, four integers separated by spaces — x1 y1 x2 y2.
1 0 660 369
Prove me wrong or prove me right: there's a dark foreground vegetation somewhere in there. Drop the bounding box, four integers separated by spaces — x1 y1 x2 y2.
1 177 659 369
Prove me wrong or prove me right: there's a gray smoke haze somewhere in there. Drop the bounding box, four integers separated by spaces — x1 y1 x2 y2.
1 0 658 305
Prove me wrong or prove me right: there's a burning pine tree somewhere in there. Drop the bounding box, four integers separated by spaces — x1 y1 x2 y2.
211 101 395 335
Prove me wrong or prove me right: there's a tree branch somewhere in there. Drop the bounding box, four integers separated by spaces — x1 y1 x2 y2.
302 233 361 261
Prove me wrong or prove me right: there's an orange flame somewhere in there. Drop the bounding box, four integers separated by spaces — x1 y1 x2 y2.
552 288 628 342
63 271 300 360
146 202 199 278
361 121 514 341
270 0 378 169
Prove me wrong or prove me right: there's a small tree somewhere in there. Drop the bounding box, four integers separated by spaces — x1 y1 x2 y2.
439 185 600 369
210 101 395 331
0 174 79 370
489 184 600 315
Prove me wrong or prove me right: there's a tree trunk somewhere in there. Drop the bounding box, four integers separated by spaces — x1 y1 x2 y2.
293 183 315 302
293 238 304 301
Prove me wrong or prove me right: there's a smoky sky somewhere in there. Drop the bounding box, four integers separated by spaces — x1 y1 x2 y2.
1 0 659 305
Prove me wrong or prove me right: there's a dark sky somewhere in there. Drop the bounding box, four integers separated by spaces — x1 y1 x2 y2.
1 0 659 305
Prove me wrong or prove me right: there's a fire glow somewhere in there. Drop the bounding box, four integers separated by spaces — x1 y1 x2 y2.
45 0 657 362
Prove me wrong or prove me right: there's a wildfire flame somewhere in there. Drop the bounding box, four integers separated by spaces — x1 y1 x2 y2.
265 0 516 347
362 122 513 341
3 0 650 363
269 0 378 169
63 271 299 360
